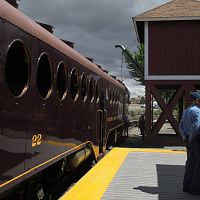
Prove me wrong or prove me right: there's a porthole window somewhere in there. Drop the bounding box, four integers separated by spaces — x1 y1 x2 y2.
109 88 112 104
121 94 123 104
56 62 67 100
112 89 115 104
106 88 109 101
119 94 121 104
70 68 79 101
116 90 119 104
88 77 94 103
113 89 116 104
37 53 52 99
95 82 99 103
115 90 118 104
5 40 30 97
80 73 87 102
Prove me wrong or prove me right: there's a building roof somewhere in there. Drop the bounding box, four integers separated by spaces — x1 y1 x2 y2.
133 0 200 43
134 0 200 21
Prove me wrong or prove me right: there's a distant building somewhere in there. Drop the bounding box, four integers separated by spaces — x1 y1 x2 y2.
129 97 142 104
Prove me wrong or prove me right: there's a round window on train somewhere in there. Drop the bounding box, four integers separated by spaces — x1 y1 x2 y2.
56 62 67 100
115 90 117 104
116 90 119 104
37 53 52 99
112 89 115 104
109 88 112 104
110 88 113 104
88 77 94 103
5 40 30 97
70 68 79 101
106 88 109 101
95 82 99 103
113 89 116 104
80 73 87 102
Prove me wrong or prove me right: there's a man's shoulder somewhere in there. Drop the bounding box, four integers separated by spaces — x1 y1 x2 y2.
188 105 200 113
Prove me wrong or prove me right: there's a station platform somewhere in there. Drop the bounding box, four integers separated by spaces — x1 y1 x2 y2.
60 148 199 200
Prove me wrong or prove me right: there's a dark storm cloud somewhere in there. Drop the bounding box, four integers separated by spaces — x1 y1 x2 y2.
18 0 169 96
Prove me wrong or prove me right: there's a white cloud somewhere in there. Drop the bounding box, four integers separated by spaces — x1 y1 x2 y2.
123 79 145 97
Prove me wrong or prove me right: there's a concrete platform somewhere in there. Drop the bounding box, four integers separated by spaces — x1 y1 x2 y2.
60 148 199 200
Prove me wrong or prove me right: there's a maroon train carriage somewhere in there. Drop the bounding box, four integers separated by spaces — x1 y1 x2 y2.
0 1 130 199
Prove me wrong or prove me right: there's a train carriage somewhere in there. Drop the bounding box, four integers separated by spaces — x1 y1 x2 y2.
0 1 129 199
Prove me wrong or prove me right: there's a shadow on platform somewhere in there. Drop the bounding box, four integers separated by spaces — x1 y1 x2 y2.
133 164 198 199
116 127 186 149
116 135 147 148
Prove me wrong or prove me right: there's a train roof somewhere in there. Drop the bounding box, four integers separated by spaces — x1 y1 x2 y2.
0 0 125 90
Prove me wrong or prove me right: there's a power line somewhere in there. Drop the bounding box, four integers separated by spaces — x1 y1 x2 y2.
120 52 124 80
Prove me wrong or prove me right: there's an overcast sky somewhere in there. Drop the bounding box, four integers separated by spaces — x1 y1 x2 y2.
18 0 170 97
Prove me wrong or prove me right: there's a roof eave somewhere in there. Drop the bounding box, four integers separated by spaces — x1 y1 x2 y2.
135 16 200 22
132 17 141 43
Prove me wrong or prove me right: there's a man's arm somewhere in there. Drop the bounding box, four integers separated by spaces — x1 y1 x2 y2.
179 113 187 141
191 109 200 135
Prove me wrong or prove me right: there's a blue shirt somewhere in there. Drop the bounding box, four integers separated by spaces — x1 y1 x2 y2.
179 104 200 142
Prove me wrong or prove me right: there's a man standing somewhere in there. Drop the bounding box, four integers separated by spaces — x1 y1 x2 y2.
123 115 129 137
179 92 200 195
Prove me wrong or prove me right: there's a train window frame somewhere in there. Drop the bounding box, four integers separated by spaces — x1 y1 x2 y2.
106 88 109 101
109 87 112 104
80 72 87 102
113 88 116 104
87 76 94 103
116 90 120 104
69 67 79 102
115 89 118 104
36 52 52 100
115 90 118 104
56 61 67 101
111 88 114 104
95 81 99 103
112 88 115 104
5 39 30 98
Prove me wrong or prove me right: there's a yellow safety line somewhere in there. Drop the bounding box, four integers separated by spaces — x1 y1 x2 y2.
60 147 186 200
126 147 186 154
60 148 129 200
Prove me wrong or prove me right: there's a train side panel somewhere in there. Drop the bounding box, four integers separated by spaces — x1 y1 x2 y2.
0 1 130 197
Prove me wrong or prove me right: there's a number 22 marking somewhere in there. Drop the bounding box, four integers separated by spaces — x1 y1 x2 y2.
32 134 42 147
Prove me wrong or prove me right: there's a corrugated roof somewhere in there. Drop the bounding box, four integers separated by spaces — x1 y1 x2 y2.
134 0 200 21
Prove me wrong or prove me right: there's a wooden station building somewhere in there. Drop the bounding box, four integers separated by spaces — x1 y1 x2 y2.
133 0 200 145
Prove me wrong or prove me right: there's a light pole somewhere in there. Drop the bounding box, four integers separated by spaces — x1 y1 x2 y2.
115 44 137 66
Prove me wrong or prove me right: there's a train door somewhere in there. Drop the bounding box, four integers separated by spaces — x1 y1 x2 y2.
97 91 107 153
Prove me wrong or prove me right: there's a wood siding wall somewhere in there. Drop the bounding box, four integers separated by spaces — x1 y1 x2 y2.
148 20 200 75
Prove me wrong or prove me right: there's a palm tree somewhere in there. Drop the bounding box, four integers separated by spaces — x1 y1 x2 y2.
115 43 144 85
124 43 144 85
122 44 174 103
